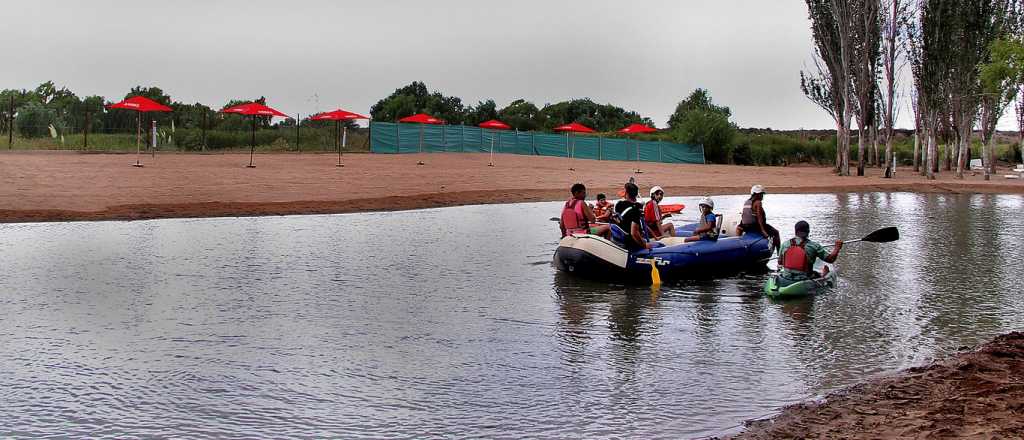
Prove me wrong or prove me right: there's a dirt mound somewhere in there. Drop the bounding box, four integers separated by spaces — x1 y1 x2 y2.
729 332 1024 439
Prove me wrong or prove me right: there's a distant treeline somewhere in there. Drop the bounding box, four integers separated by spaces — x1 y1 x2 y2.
3 80 1019 164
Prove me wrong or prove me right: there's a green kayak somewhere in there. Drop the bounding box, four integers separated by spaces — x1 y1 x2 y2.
764 267 837 299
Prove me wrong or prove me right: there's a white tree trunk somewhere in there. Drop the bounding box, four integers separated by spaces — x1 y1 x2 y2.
913 131 920 172
926 129 937 180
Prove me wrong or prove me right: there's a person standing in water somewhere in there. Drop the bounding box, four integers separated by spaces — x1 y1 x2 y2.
737 184 780 254
778 220 842 282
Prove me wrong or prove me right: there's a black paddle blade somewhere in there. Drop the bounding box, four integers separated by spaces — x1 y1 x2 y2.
862 226 899 243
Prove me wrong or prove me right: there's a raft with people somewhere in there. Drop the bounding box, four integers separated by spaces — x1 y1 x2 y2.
553 180 899 287
553 223 774 283
553 182 774 283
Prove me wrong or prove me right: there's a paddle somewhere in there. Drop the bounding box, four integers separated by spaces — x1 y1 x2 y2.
763 226 899 262
649 258 662 286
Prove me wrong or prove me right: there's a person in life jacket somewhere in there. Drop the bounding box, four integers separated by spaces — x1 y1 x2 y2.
643 186 677 239
593 193 613 222
779 220 842 281
684 196 719 242
614 182 655 250
736 184 781 254
559 183 610 239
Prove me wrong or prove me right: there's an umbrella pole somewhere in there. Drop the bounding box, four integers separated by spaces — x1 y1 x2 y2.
151 119 156 160
489 131 494 167
567 133 574 171
337 124 346 167
248 115 256 168
133 113 142 167
635 139 642 174
417 124 424 165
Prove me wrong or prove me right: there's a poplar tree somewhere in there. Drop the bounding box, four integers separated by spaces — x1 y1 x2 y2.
803 0 853 175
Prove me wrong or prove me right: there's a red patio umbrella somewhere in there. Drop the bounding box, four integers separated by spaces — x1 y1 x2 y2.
108 96 172 167
220 102 290 168
554 122 595 171
398 113 444 165
311 109 370 167
478 119 511 166
619 123 658 173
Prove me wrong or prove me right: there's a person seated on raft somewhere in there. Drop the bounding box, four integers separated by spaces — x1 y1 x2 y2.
592 193 613 222
559 183 610 239
684 196 718 242
614 182 656 250
778 220 843 282
643 186 676 239
736 184 781 254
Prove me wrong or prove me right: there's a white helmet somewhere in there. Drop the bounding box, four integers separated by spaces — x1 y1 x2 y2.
649 186 664 196
750 184 765 195
698 196 714 210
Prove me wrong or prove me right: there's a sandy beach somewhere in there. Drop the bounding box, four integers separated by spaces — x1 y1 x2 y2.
0 151 1021 223
728 332 1024 439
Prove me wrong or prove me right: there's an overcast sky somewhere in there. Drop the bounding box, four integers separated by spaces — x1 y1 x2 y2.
3 1 1018 130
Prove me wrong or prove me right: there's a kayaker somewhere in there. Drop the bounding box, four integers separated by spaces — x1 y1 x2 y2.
684 196 718 242
778 220 842 281
559 183 610 239
737 184 781 254
644 186 676 239
614 182 654 250
593 193 613 222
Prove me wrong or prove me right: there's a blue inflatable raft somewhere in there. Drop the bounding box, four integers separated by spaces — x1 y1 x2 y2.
553 221 773 283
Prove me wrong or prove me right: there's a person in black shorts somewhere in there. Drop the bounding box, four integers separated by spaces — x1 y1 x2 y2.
614 182 653 251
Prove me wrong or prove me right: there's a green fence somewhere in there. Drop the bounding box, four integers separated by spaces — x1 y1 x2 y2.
369 121 705 164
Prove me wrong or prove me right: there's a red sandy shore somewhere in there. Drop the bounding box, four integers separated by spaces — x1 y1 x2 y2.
727 332 1024 439
0 151 1020 223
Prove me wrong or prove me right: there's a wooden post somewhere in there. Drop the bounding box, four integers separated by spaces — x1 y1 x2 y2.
367 120 373 153
202 111 207 152
8 95 13 149
296 113 300 152
83 111 90 150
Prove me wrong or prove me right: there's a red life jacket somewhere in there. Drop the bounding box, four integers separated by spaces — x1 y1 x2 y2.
560 198 588 237
781 238 811 272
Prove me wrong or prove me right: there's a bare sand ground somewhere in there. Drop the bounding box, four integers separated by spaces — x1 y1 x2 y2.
727 332 1024 439
0 151 1020 222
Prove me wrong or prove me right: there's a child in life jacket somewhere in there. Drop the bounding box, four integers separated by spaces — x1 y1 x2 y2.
778 220 843 282
684 196 719 242
559 183 610 239
593 193 613 222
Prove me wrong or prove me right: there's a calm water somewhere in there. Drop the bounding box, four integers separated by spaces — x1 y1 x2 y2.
1 193 1022 438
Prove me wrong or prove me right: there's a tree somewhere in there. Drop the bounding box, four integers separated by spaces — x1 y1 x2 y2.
369 81 467 124
803 0 853 175
948 0 1015 179
909 0 958 180
538 98 650 132
15 102 59 138
464 99 497 126
850 0 881 176
980 35 1024 178
497 99 543 131
667 89 737 163
879 0 910 177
